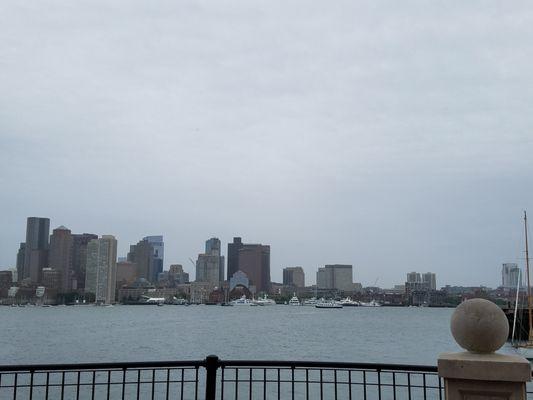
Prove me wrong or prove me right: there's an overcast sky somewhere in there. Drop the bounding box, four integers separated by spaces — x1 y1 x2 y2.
1 1 533 288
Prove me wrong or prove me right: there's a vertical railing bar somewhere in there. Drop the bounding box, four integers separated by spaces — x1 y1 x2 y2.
292 367 295 400
305 369 309 400
348 370 352 400
334 369 338 400
221 367 225 400
438 375 443 400
195 367 199 400
136 369 141 400
377 370 381 400
423 374 427 400
92 371 96 400
76 371 81 400
165 369 170 400
61 371 65 400
151 369 156 400
235 369 239 400
122 369 126 400
320 369 323 400
13 373 17 400
29 371 34 400
107 370 111 400
363 370 367 400
180 369 184 400
392 372 396 400
277 369 280 400
407 373 412 400
249 368 252 400
263 368 266 400
45 372 50 400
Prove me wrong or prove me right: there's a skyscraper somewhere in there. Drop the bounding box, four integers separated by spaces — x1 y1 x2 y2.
237 243 271 293
195 238 225 285
206 237 224 282
227 237 243 279
22 217 50 283
49 226 73 291
143 236 164 282
421 272 437 290
71 233 98 289
283 267 305 287
16 242 25 283
85 235 117 304
406 272 421 283
127 239 157 283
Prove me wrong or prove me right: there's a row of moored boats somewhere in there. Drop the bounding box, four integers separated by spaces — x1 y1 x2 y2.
228 295 381 308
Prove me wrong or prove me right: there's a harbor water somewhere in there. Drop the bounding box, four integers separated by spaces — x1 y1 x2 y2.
0 305 518 366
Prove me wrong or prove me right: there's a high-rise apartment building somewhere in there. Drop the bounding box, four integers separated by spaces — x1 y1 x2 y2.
316 264 353 291
49 226 73 291
85 235 117 304
227 237 270 292
22 217 50 283
406 272 421 283
283 267 305 287
71 233 98 289
421 272 437 290
143 236 164 283
502 263 521 289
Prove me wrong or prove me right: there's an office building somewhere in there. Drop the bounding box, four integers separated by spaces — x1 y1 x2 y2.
196 254 222 285
85 235 117 304
227 237 270 293
502 263 521 289
41 268 61 290
143 236 164 283
49 226 73 291
205 237 224 282
22 217 50 283
71 233 98 290
16 243 25 283
316 264 353 291
168 264 189 284
116 261 137 291
283 267 305 287
407 272 421 283
127 238 158 283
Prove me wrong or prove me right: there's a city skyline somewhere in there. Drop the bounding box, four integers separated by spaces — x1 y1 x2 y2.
1 2 533 289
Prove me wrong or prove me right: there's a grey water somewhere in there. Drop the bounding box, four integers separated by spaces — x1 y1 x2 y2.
0 305 513 366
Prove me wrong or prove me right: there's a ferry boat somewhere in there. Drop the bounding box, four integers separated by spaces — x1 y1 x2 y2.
315 299 343 309
338 297 359 307
302 297 318 306
254 294 276 306
288 294 300 306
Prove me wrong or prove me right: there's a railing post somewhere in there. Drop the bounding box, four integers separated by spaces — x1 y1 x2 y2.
205 355 219 400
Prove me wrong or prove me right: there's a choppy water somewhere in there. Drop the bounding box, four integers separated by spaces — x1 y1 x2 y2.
0 305 514 366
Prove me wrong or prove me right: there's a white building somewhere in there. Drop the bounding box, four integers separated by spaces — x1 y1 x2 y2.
85 235 117 304
502 263 521 289
422 272 437 290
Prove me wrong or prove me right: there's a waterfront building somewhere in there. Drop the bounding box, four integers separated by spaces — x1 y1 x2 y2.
229 270 250 291
205 237 225 282
406 272 421 283
49 226 73 291
85 235 117 304
143 236 164 283
127 238 158 284
502 263 521 289
316 264 353 292
22 217 50 283
71 233 98 290
422 272 437 290
169 264 189 284
227 237 270 292
16 243 25 283
283 267 305 287
41 268 61 290
0 270 13 298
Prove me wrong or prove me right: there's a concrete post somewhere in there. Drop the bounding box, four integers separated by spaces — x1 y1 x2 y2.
438 298 531 400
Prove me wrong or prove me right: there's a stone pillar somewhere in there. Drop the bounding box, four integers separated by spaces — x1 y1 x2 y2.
438 298 531 400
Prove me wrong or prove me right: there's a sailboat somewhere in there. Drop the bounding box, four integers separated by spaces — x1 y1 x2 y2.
513 211 533 359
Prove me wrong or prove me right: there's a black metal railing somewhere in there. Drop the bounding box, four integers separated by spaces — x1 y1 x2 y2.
0 355 528 400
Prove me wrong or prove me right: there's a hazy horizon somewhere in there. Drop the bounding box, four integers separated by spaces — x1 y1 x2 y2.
1 1 533 288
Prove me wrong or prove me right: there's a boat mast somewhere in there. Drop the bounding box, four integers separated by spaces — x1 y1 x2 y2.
525 211 533 343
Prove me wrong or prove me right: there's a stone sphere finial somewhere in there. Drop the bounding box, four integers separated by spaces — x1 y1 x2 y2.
450 298 509 353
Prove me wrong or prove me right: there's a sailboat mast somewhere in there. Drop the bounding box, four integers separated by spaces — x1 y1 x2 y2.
525 211 532 342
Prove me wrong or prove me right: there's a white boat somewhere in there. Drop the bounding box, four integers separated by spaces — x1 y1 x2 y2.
230 295 255 306
315 299 343 309
338 297 359 307
254 294 276 306
288 294 300 306
302 297 318 306
360 300 381 307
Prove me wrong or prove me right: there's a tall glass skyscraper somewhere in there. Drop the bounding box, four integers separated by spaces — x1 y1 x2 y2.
23 217 50 283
